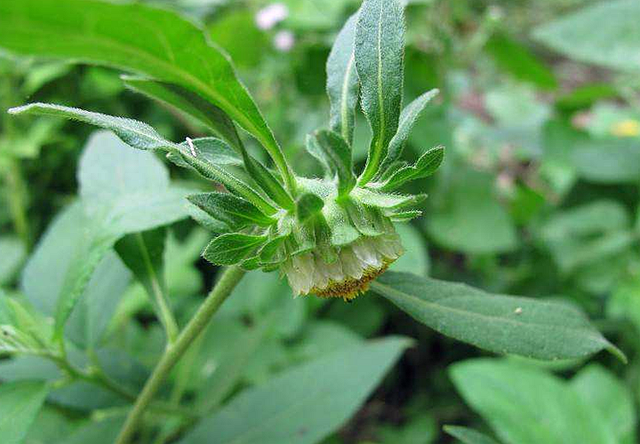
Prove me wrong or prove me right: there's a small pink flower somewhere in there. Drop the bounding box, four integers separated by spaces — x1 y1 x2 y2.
273 30 295 52
255 3 288 30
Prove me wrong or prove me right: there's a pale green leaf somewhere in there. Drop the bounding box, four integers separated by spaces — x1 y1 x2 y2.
533 0 640 72
0 381 49 444
450 359 617 444
179 337 409 444
356 0 405 184
372 271 624 361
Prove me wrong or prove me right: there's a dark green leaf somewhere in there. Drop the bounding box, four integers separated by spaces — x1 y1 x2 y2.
0 0 293 184
306 130 356 196
380 89 439 170
203 234 268 266
0 381 49 444
241 153 295 210
356 0 405 184
115 228 178 341
327 14 359 145
122 77 243 151
188 192 275 229
486 32 557 89
179 337 409 444
443 426 501 444
372 271 624 361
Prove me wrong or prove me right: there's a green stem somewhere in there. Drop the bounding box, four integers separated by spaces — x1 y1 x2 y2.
5 159 30 248
115 266 247 444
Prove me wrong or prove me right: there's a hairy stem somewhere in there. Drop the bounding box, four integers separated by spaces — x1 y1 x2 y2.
115 266 246 444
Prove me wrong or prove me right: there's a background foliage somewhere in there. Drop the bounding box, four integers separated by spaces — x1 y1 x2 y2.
1 0 639 443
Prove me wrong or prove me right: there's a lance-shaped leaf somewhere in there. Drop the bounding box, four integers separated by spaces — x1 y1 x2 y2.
10 104 277 215
379 89 439 171
241 153 295 211
374 146 444 191
115 228 178 342
327 14 359 145
371 271 625 361
296 192 325 223
0 0 295 190
203 234 268 266
306 130 356 196
351 187 426 209
188 192 276 230
122 76 244 151
356 0 405 184
9 103 174 151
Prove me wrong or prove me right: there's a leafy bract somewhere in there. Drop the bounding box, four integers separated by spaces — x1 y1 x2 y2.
372 271 624 361
178 337 409 444
356 0 405 184
0 0 295 189
306 130 356 196
188 193 275 230
380 89 439 170
203 234 268 266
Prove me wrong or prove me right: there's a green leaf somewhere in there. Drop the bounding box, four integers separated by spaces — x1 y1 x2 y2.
0 0 294 188
0 381 49 444
306 130 356 195
22 132 190 337
115 228 178 342
379 89 439 171
65 252 131 349
188 193 275 230
203 234 268 266
240 153 295 210
327 14 359 145
532 0 640 72
351 187 425 209
0 237 25 285
296 193 325 223
450 359 618 444
356 0 405 184
570 364 636 442
443 426 501 444
371 271 624 361
178 337 410 444
59 417 125 444
122 76 243 151
485 32 557 90
425 170 518 254
376 145 444 191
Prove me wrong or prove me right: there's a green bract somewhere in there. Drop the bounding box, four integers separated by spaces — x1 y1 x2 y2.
7 0 443 300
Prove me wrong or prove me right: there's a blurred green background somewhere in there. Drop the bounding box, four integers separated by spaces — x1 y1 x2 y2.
1 0 639 442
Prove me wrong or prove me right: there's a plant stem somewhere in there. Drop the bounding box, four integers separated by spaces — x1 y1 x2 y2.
115 266 246 444
5 159 30 248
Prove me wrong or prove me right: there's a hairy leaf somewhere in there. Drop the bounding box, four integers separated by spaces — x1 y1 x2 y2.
372 272 625 361
380 89 439 170
327 14 359 145
376 145 444 191
203 234 268 266
356 0 405 184
188 193 275 229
